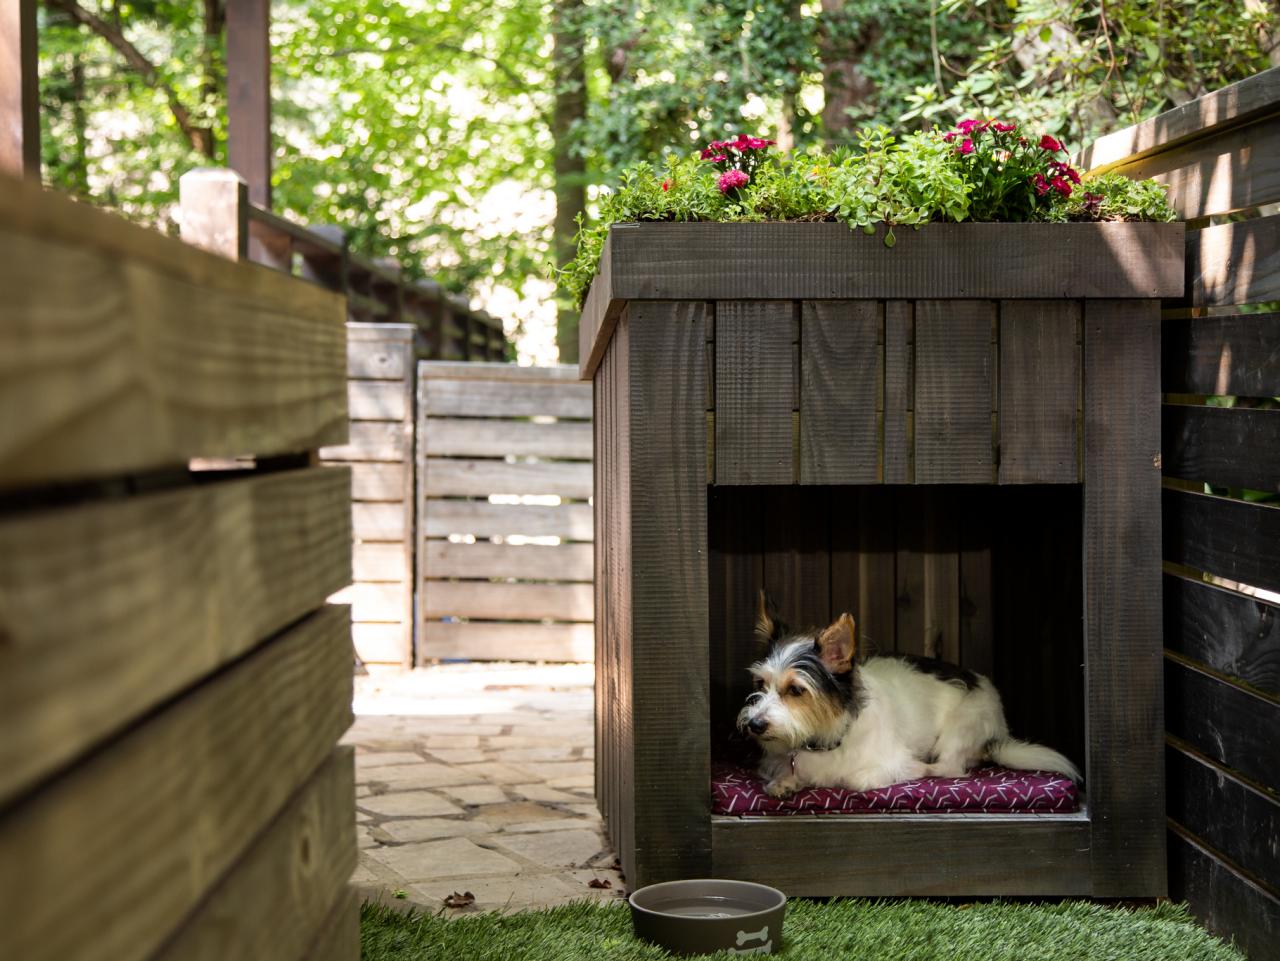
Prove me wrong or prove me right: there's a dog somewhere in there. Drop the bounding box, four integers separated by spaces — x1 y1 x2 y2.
736 593 1081 798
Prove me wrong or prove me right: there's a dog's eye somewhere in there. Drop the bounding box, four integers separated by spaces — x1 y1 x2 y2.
752 677 765 691
786 684 804 697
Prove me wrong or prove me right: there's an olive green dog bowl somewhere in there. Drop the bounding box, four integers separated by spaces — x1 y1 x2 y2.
628 879 786 955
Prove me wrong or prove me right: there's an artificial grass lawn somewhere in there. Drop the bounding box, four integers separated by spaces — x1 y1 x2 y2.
361 898 1244 960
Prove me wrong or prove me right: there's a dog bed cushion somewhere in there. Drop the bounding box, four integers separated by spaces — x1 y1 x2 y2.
712 761 1079 815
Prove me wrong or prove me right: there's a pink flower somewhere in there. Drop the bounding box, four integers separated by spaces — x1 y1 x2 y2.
958 138 975 155
717 169 750 193
942 131 956 142
1039 134 1064 153
1031 173 1050 196
992 121 1017 133
661 180 670 192
956 118 981 134
1051 176 1072 197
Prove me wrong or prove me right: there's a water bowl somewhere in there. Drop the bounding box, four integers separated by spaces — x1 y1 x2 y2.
628 879 786 955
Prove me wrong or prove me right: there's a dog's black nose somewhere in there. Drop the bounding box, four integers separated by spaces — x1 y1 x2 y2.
748 717 769 735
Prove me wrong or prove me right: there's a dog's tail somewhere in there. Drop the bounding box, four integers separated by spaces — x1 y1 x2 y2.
985 737 1081 783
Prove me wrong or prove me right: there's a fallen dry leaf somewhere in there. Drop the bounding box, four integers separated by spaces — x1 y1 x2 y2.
444 891 476 908
587 878 612 889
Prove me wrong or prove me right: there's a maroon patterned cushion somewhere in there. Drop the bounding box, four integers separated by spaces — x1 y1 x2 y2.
711 761 1079 815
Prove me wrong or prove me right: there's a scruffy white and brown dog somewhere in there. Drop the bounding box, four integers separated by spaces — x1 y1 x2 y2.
737 593 1080 798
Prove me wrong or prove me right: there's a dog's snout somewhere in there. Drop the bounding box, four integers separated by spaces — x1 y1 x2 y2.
748 717 770 735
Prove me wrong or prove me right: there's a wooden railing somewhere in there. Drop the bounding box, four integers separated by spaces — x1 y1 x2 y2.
1083 65 1280 960
180 167 508 361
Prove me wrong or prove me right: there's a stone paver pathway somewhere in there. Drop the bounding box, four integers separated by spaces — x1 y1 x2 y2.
345 663 624 914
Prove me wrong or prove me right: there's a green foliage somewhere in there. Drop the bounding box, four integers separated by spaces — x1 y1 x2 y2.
360 897 1244 961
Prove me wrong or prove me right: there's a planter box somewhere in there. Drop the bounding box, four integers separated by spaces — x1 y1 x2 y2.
583 221 1185 897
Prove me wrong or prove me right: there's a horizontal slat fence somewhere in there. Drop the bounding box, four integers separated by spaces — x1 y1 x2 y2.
1085 65 1280 961
0 175 358 961
417 362 594 661
321 323 415 667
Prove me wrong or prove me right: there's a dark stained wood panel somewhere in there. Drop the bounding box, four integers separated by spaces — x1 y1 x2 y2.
1162 404 1280 493
1168 827 1280 961
762 489 831 633
998 300 1080 484
1163 489 1280 595
800 301 881 484
1082 298 1165 896
883 301 913 484
1187 215 1280 308
715 301 794 485
914 300 995 484
1162 313 1280 397
1164 573 1280 697
1166 656 1280 796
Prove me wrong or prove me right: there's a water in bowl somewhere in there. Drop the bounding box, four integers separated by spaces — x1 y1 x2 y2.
650 896 764 918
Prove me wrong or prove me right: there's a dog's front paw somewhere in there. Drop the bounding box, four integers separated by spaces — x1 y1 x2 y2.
764 776 799 799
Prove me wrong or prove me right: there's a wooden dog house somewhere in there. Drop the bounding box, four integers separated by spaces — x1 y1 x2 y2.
582 221 1184 896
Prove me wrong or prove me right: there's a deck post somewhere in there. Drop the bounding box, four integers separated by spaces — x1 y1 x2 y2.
180 168 250 261
226 0 272 209
0 0 39 178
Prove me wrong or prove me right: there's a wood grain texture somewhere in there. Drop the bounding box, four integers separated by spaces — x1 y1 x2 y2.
762 489 831 633
422 500 593 540
1162 404 1280 493
320 422 409 462
998 300 1080 484
800 301 881 484
1166 655 1280 795
348 380 407 421
1082 299 1165 896
0 223 347 488
421 361 581 383
424 540 593 582
626 301 710 885
915 300 995 484
708 486 765 747
1188 215 1280 308
1166 741 1280 891
422 379 592 419
883 301 913 484
347 462 405 500
711 817 1092 896
421 621 595 661
715 301 795 485
0 467 351 805
352 502 407 540
303 886 360 961
1081 66 1280 172
424 418 592 459
425 458 593 499
1164 489 1280 594
1168 825 1280 961
958 496 994 678
152 747 356 961
1164 572 1279 697
0 604 353 961
854 488 897 658
423 581 593 621
1162 313 1280 397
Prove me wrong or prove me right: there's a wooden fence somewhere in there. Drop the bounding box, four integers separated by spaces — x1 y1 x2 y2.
322 324 416 667
416 362 594 662
1084 65 1280 960
0 175 358 961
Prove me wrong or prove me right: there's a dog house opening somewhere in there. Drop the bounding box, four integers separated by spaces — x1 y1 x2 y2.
708 484 1085 817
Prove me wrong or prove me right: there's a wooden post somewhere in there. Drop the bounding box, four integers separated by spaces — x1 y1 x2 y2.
0 0 39 178
226 0 272 208
180 168 249 261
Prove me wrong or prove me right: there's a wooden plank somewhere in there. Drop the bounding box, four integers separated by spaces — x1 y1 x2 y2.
800 300 881 484
1082 66 1280 173
422 620 594 661
152 747 356 961
1163 404 1280 493
711 817 1092 896
1166 742 1280 890
1166 655 1280 796
425 418 592 459
1082 299 1165 896
424 540 593 581
1164 572 1280 697
1164 489 1280 594
0 605 353 961
1111 115 1280 220
883 301 912 484
420 361 581 383
579 229 619 379
424 458 593 499
320 422 408 462
423 379 592 419
347 342 409 380
348 380 407 421
1168 825 1280 961
762 489 830 631
1188 215 1280 308
855 487 897 658
422 581 593 621
352 623 408 665
353 542 406 581
303 887 360 961
0 467 351 805
999 300 1079 484
708 487 764 746
715 301 795 485
352 502 406 540
1162 313 1280 397
225 0 272 206
347 462 406 501
914 300 995 484
894 489 959 658
958 492 994 678
627 301 710 885
331 582 406 623
422 500 593 540
0 190 347 489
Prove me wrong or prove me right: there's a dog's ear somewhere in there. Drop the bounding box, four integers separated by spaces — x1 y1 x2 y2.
754 590 790 647
816 613 857 674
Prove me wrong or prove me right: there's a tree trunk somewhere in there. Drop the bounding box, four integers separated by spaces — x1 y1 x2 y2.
552 0 587 364
69 52 89 194
819 0 876 144
200 0 224 159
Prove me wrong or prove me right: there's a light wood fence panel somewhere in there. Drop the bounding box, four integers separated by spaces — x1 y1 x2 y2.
417 362 594 662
